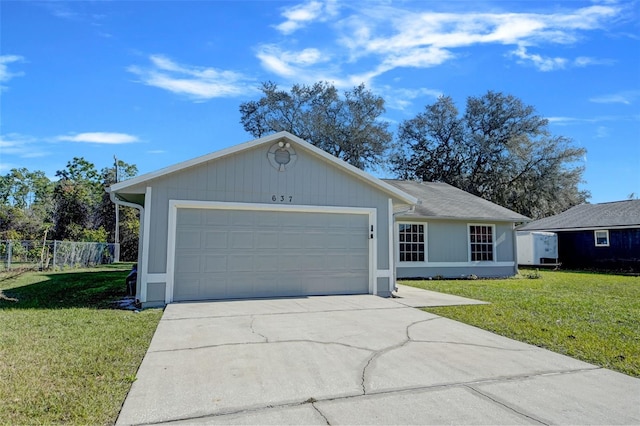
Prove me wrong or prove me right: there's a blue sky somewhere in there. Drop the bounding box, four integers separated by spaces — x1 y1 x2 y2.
1 0 638 204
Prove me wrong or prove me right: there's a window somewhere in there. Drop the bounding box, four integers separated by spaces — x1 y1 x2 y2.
469 225 494 261
398 223 425 262
594 230 609 247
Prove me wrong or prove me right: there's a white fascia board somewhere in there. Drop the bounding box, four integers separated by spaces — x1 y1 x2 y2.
109 131 417 205
395 214 528 223
518 225 640 232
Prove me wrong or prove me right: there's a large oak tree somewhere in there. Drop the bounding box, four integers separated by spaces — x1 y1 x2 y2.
239 81 392 170
391 91 589 218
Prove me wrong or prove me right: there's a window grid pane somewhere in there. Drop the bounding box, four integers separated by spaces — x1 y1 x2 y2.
399 224 425 262
469 225 493 261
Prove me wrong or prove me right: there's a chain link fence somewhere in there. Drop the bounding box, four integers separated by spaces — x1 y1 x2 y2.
0 240 118 271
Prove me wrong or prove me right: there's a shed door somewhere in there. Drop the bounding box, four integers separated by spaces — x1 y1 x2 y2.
173 208 370 301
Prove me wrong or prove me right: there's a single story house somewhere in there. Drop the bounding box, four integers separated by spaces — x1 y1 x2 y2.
384 180 529 279
516 200 640 271
110 132 528 307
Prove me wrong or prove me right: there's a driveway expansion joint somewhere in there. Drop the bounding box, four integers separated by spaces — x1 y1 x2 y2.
464 385 549 425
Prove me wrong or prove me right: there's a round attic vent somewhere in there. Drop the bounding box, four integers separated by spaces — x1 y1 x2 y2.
267 141 297 171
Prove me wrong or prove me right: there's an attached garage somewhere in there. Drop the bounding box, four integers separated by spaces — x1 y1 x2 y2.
109 131 417 307
169 202 374 302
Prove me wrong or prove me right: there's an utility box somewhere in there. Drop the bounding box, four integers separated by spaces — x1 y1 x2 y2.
517 231 558 265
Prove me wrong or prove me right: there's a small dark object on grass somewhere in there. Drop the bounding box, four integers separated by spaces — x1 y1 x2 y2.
126 264 137 297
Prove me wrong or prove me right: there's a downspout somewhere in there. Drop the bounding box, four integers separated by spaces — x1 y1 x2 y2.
512 222 519 276
391 204 417 293
109 189 145 304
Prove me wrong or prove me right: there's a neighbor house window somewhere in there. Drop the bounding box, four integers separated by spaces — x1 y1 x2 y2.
469 224 494 261
594 230 610 247
398 223 425 262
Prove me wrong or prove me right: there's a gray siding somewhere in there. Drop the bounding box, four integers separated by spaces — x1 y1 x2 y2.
495 223 515 261
427 221 468 262
144 142 393 282
396 219 517 279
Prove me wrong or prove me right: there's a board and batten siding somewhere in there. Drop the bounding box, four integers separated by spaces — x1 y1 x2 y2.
396 219 517 278
137 143 398 305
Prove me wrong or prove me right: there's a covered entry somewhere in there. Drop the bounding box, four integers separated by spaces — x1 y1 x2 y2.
167 201 374 302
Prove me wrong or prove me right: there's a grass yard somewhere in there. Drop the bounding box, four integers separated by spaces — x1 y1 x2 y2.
401 269 640 377
0 264 162 425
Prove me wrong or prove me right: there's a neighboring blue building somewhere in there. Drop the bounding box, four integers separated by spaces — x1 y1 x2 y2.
517 200 640 271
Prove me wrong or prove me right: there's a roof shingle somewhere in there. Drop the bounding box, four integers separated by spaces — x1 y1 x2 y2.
383 180 529 222
518 200 640 231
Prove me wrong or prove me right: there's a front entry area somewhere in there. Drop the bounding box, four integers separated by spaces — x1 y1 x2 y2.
169 204 372 301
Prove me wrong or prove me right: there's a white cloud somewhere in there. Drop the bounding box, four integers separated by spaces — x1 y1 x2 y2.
381 86 443 111
590 90 640 105
510 45 567 71
57 132 139 144
256 45 338 82
0 55 25 89
129 55 255 101
334 2 621 76
0 133 49 158
276 0 339 35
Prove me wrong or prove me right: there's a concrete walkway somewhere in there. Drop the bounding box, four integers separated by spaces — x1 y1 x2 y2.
392 283 489 307
117 292 640 425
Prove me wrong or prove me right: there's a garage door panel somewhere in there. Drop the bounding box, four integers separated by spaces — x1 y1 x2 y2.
204 209 230 225
255 231 279 249
177 209 202 226
203 255 227 272
173 208 370 301
230 231 254 249
231 211 255 225
176 231 202 249
228 254 253 272
254 254 280 271
175 255 200 273
204 231 228 249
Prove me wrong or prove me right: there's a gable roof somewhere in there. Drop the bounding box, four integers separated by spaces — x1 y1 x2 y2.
518 200 640 231
384 180 530 222
109 131 417 205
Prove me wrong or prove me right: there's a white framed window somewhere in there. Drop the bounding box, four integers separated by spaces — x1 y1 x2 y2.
594 230 610 247
398 223 426 262
468 224 495 262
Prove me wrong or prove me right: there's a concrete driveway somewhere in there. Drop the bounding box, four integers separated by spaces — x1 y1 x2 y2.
117 291 640 425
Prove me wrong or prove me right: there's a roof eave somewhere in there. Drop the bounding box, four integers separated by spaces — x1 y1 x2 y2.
109 131 418 205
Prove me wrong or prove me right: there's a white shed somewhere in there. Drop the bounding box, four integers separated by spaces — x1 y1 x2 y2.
516 231 558 266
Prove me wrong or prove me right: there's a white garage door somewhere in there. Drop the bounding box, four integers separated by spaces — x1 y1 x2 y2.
172 207 370 301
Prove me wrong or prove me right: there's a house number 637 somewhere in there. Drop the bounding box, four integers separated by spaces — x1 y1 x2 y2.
272 195 293 202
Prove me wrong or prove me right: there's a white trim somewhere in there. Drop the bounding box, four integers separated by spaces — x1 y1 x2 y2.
388 198 395 293
165 200 377 304
370 208 377 295
467 223 496 263
140 187 152 303
398 261 515 268
110 131 417 205
594 229 610 247
147 273 166 283
376 270 392 278
396 221 428 265
518 225 639 232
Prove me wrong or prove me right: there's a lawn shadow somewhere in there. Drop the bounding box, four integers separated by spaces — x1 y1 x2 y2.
0 265 134 310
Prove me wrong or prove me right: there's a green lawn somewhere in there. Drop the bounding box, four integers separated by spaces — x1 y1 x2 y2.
0 265 162 425
401 269 640 377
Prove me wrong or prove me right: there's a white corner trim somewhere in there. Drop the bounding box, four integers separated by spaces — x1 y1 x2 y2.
140 186 152 303
388 198 395 294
